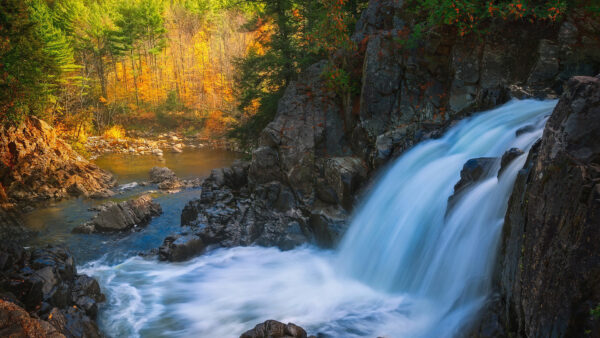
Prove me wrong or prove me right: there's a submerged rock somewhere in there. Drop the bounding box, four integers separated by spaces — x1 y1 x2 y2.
158 233 205 262
73 195 162 234
498 148 524 177
0 244 103 337
240 320 310 338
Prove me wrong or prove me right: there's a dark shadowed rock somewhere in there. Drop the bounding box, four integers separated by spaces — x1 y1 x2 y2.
476 75 600 337
73 195 162 233
240 320 308 338
498 148 524 177
453 158 497 193
158 234 205 262
324 157 367 210
309 205 348 248
0 244 103 337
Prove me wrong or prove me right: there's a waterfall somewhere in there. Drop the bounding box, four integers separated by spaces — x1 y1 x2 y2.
83 99 556 337
337 99 556 334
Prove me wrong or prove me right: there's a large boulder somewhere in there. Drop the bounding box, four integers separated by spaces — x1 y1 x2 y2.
240 320 309 338
0 244 104 337
479 75 600 337
73 195 162 233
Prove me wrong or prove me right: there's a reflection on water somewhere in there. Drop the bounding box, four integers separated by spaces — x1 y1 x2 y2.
95 148 241 184
21 148 240 264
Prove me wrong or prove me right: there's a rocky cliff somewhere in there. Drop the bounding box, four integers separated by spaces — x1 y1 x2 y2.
173 0 600 254
0 117 116 208
474 75 600 337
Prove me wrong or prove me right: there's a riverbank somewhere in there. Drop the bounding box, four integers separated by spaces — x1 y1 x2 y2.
85 131 241 161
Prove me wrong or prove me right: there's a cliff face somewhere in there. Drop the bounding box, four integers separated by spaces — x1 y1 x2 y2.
176 1 599 251
478 75 600 337
246 0 600 244
0 117 116 209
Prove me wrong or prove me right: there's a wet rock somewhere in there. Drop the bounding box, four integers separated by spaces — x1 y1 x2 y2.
0 208 34 243
498 148 524 177
73 194 162 233
309 205 348 248
240 320 308 338
324 157 367 210
448 157 498 212
0 244 103 337
481 75 600 337
453 158 497 193
158 234 205 262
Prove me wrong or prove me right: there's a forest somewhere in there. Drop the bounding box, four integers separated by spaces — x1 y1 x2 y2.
0 0 369 151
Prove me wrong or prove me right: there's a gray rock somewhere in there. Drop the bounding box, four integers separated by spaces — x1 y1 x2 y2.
73 195 162 233
149 167 177 184
498 148 524 177
309 204 348 248
158 234 205 262
479 75 600 337
324 157 367 210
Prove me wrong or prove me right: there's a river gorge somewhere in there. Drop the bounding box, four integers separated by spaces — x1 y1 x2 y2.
18 99 555 337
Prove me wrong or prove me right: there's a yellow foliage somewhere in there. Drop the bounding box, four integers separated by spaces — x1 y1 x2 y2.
103 125 126 139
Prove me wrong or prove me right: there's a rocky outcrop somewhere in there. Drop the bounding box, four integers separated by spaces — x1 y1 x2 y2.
159 161 310 262
476 75 600 337
148 166 202 190
0 244 104 337
0 117 116 206
168 1 600 261
240 320 311 338
0 208 34 242
73 194 162 234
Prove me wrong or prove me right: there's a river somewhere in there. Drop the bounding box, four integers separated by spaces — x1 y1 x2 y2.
23 100 556 337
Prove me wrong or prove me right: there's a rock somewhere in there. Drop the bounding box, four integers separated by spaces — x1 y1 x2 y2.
453 158 497 193
0 244 103 337
171 145 183 153
240 320 308 338
498 148 524 177
149 167 176 183
73 195 162 233
448 157 498 212
0 208 34 243
308 205 348 248
324 157 367 210
158 234 205 262
152 148 163 156
149 167 183 190
157 179 181 190
0 117 116 206
0 299 65 338
480 75 600 337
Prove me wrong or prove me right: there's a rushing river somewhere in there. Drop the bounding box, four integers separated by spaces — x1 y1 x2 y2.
22 148 240 263
25 100 557 337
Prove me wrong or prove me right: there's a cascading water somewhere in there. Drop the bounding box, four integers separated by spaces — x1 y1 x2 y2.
81 99 556 337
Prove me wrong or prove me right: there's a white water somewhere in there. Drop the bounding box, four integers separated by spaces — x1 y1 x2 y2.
82 99 556 337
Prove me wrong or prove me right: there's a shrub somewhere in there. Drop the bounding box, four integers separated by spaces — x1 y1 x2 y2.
103 125 126 139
